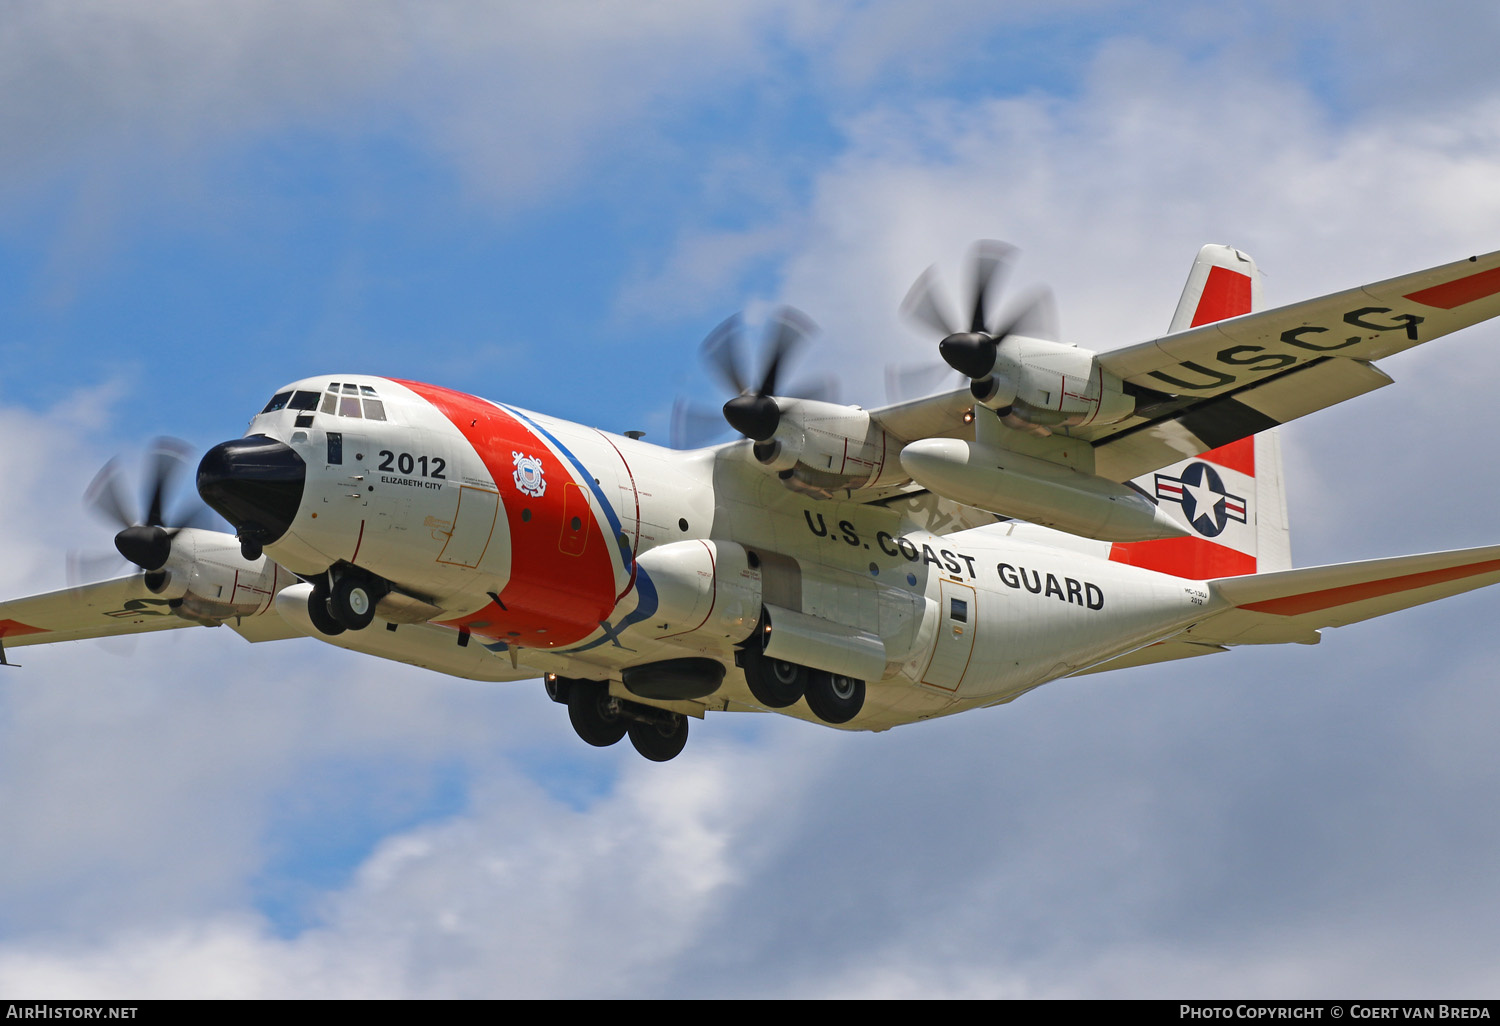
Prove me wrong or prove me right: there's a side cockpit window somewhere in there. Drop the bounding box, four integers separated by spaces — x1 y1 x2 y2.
261 390 320 415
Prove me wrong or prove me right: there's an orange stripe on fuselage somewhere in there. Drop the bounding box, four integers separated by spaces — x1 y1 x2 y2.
1239 559 1500 616
399 380 617 649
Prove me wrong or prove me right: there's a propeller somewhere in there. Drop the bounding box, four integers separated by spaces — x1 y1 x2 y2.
899 240 1057 393
671 308 831 448
82 438 214 573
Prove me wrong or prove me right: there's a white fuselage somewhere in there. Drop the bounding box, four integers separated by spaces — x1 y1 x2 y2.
245 375 1212 731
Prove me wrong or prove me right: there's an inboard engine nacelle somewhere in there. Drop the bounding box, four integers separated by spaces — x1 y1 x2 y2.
142 528 281 622
749 398 909 496
958 335 1135 432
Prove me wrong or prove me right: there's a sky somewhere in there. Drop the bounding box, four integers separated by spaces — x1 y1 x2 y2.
2 0 1500 999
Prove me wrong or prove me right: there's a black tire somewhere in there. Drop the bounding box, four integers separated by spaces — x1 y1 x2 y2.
306 583 346 637
330 573 377 630
804 670 865 724
740 646 807 708
628 715 688 762
567 681 628 747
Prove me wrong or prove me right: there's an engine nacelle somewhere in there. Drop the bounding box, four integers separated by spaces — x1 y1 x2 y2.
969 335 1135 432
148 528 282 622
748 398 909 496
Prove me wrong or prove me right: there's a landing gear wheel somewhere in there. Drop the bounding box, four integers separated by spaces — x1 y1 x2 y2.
739 646 807 708
567 681 628 747
804 671 865 724
306 583 345 637
628 715 688 762
329 573 377 631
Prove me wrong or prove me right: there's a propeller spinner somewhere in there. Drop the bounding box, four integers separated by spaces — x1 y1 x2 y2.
672 307 829 449
900 240 1057 405
83 438 212 573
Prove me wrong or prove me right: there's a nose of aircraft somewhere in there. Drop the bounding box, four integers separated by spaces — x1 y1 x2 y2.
197 436 307 547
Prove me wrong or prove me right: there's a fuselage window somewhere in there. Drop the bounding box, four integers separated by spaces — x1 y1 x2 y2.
950 598 969 623
261 391 292 414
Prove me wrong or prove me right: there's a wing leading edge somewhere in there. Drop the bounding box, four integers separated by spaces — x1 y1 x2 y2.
871 248 1500 485
0 575 201 652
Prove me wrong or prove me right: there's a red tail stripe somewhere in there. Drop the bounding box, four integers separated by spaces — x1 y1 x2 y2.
1199 436 1254 476
1190 265 1253 326
1109 536 1257 579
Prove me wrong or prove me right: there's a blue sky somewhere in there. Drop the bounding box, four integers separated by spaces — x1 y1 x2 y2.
3 0 1500 998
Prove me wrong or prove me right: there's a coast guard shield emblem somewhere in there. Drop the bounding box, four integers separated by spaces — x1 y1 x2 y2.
512 451 547 498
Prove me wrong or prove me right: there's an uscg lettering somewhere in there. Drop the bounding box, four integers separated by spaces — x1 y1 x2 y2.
996 562 1104 610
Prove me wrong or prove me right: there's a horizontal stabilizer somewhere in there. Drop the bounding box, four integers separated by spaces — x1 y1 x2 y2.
1189 545 1500 646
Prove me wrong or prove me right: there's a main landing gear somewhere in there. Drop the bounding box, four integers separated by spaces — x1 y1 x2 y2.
547 677 690 763
307 568 388 636
736 636 866 725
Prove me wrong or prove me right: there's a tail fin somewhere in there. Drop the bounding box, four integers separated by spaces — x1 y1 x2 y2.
1167 243 1264 332
1110 245 1290 579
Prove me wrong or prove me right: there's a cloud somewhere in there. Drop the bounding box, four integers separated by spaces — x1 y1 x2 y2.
5 2 1500 1002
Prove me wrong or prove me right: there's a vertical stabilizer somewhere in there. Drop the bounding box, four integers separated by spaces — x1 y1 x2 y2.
1110 244 1291 578
1168 243 1263 332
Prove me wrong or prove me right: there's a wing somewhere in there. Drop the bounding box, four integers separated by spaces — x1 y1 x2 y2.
872 249 1500 484
0 575 205 653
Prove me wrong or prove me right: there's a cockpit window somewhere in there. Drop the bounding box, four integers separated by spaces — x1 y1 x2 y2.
288 390 321 411
261 391 293 414
314 382 389 420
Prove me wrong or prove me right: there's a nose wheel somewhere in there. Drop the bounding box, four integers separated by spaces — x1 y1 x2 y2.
305 581 345 636
329 573 379 630
304 570 386 634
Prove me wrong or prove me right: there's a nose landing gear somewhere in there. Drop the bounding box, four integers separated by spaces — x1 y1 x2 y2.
305 568 389 636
